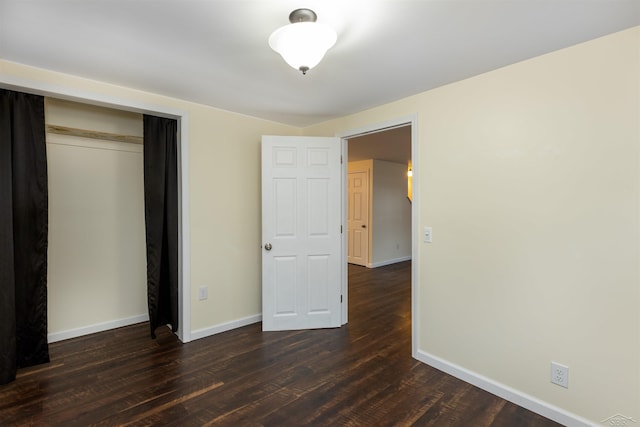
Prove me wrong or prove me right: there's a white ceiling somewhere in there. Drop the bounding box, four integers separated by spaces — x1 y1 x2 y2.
349 126 411 165
1 0 638 127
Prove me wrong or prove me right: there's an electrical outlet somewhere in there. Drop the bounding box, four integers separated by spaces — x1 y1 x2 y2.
198 286 208 301
550 362 568 388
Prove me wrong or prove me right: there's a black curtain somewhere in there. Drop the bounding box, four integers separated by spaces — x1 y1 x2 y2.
0 89 49 385
143 115 179 339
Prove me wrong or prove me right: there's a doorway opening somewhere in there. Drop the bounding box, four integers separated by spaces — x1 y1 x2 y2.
347 126 411 268
339 115 418 357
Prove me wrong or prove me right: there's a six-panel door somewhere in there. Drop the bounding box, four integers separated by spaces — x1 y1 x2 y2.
261 135 342 331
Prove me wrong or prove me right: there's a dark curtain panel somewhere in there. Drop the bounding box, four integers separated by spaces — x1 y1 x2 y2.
143 115 179 339
0 89 49 385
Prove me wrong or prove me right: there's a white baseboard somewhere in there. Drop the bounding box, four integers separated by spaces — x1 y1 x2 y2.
415 350 594 427
368 256 412 268
48 313 149 343
190 314 262 341
48 313 262 344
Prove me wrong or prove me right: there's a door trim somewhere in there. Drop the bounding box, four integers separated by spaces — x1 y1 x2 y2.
337 114 418 357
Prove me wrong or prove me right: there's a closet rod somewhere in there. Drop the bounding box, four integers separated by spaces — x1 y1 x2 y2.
46 124 143 145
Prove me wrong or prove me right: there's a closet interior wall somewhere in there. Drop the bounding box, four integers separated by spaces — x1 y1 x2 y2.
45 98 147 342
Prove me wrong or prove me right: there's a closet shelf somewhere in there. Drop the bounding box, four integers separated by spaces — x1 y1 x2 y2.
46 124 143 145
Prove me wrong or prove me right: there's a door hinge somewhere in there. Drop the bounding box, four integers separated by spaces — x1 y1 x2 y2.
341 155 343 164
340 294 343 303
341 225 343 234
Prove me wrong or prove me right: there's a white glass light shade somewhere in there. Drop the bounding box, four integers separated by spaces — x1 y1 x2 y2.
269 22 337 72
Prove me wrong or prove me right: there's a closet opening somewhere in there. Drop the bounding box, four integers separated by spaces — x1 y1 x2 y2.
45 98 150 343
15 90 191 343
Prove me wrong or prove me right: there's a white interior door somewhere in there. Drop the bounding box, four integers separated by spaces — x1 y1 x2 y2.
261 135 342 331
347 171 369 266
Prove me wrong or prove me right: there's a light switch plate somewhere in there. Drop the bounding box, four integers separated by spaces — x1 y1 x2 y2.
423 227 432 243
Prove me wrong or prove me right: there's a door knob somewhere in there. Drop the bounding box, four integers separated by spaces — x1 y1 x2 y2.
361 225 366 228
264 243 272 251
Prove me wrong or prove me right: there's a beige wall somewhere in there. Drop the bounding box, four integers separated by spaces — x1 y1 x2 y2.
370 159 411 266
306 27 640 425
186 107 300 331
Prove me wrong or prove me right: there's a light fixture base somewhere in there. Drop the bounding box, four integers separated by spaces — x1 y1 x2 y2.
289 8 317 23
269 8 336 76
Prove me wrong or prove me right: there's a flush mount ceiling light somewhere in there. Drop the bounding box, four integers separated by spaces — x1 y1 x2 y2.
269 8 337 75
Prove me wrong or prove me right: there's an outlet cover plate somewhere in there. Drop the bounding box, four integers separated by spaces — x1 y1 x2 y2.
551 362 569 388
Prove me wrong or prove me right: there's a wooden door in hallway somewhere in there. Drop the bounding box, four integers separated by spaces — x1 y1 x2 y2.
347 171 369 266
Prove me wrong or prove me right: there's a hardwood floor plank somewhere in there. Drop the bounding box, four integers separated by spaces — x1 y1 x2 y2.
0 261 562 426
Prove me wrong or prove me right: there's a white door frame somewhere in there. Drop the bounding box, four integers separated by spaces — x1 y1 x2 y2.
337 114 418 357
0 74 192 343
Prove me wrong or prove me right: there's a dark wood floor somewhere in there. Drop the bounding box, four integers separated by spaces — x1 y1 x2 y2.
1 261 560 426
